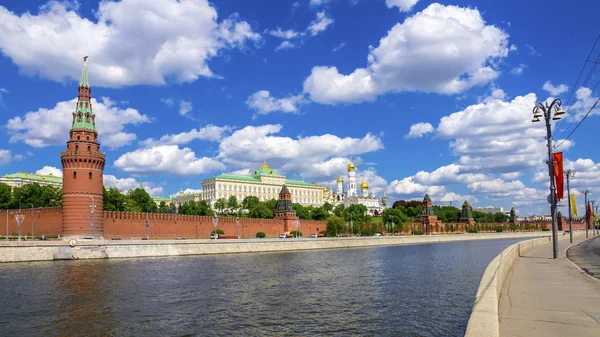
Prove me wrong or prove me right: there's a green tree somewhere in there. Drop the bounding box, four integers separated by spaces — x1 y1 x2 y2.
248 203 273 218
382 207 409 232
104 187 127 211
227 196 239 214
125 188 156 212
242 196 260 211
493 212 508 223
214 198 227 214
0 183 12 209
326 215 345 237
322 202 333 213
265 198 278 214
333 204 345 217
311 206 328 220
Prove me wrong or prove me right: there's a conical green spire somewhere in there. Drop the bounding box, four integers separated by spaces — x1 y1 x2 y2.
79 55 89 87
71 55 96 132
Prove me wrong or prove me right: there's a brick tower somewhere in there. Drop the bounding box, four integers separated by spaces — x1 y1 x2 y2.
275 185 298 232
60 56 106 239
459 200 476 225
420 193 441 234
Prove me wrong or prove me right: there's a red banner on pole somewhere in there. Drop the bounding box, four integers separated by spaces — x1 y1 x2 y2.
588 202 593 227
553 152 564 200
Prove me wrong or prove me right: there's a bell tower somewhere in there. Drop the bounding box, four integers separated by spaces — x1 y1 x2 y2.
60 56 106 239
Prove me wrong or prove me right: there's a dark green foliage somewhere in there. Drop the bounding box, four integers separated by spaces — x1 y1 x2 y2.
413 230 424 235
0 183 62 210
256 232 266 238
212 229 225 234
248 203 273 218
326 215 345 236
178 200 213 216
289 230 303 237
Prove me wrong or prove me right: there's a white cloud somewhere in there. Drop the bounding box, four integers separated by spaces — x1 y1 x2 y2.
269 28 301 39
0 88 8 93
525 44 540 56
500 172 522 180
405 122 434 139
6 97 150 149
413 164 489 186
0 0 260 87
385 0 420 12
303 3 509 104
0 149 17 165
217 124 383 180
114 145 225 176
566 87 600 121
161 98 175 108
309 0 332 7
307 11 334 36
510 64 527 75
387 177 446 198
275 41 296 51
103 174 163 196
332 42 346 52
179 100 193 116
246 90 306 117
542 81 569 96
35 166 63 177
140 125 232 147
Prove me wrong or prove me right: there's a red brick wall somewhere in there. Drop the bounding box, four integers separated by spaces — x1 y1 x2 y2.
102 211 327 239
0 207 63 238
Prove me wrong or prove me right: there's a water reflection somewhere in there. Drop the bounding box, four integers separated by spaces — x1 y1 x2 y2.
0 238 528 336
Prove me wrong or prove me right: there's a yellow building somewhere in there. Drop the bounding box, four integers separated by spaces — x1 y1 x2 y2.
1 172 62 189
202 161 324 206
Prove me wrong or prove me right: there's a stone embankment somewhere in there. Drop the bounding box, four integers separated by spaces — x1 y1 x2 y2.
464 231 587 337
0 232 547 263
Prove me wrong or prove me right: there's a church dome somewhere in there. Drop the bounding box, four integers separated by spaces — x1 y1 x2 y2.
347 160 355 171
336 177 344 183
260 160 270 170
360 180 368 190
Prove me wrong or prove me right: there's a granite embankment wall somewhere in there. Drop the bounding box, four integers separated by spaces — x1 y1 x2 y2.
464 231 587 337
0 232 549 263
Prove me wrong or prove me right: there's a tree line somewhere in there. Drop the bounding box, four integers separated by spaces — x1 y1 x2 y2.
0 182 62 210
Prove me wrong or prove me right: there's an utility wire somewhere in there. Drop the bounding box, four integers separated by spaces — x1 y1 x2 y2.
554 94 600 150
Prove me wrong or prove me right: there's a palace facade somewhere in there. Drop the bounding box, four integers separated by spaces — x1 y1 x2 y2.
201 161 324 207
325 159 387 216
1 172 62 189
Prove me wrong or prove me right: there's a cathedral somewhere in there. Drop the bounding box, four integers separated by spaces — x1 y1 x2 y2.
324 159 387 216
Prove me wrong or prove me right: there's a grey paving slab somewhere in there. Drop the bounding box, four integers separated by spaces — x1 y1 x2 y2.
499 237 600 337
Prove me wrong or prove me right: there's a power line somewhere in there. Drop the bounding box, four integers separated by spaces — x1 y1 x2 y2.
554 95 600 150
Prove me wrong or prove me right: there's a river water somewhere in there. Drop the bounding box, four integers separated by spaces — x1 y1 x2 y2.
0 238 528 336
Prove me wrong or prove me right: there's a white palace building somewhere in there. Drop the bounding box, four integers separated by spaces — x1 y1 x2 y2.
201 161 325 207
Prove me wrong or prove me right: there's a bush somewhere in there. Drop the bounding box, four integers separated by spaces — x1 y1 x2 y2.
467 229 479 234
290 230 303 237
319 230 327 236
495 227 503 233
211 229 225 235
256 232 266 238
413 230 424 235
541 228 550 231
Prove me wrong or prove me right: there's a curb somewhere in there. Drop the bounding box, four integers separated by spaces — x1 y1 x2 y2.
564 236 600 286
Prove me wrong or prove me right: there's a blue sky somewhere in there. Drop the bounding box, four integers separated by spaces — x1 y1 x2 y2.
1 0 599 216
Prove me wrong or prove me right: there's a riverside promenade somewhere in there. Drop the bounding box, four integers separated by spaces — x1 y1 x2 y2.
499 236 600 337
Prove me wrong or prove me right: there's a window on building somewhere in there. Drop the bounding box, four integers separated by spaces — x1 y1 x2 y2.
87 136 89 141
75 145 79 151
77 136 80 140
89 172 92 180
73 171 77 179
87 145 91 152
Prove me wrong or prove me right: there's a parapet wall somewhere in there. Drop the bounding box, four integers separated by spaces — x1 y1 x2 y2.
0 207 63 238
103 211 327 239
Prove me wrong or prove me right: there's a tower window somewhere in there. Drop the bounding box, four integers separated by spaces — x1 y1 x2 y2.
73 171 77 179
87 146 91 152
87 136 89 141
77 136 80 140
89 172 92 180
75 145 78 151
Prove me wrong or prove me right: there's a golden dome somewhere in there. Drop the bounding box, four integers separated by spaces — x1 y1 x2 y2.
179 189 184 195
347 160 355 171
360 180 369 190
336 177 344 183
260 160 270 171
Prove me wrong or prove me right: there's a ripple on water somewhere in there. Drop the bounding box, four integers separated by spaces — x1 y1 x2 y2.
0 238 529 337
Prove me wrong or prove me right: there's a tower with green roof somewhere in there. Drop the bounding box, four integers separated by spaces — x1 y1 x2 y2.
60 56 106 239
459 200 475 225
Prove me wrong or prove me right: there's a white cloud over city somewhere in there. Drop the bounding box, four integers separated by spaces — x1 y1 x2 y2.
0 0 260 87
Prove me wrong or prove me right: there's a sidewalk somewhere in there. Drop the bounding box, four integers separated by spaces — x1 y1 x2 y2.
499 237 600 337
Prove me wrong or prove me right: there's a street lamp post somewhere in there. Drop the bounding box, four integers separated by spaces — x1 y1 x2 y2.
145 206 150 240
31 204 34 240
532 98 565 259
18 197 22 241
565 169 575 243
212 214 218 240
236 217 240 239
89 196 96 240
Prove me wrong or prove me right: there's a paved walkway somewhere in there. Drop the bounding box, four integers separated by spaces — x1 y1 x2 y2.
499 237 600 337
